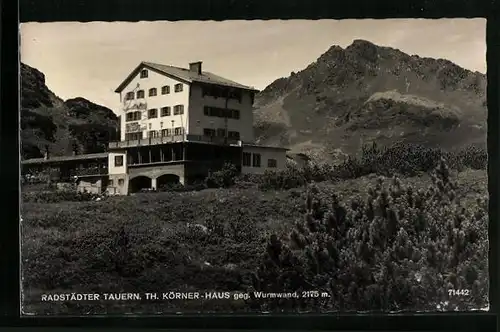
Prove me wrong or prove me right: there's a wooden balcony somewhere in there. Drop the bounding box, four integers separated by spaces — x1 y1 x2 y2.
108 135 185 149
186 134 240 146
108 134 241 149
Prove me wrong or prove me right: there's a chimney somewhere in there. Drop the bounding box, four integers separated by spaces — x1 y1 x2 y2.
189 61 202 75
44 145 49 160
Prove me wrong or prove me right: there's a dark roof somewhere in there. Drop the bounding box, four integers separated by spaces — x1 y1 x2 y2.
242 143 289 151
22 153 109 165
115 61 259 93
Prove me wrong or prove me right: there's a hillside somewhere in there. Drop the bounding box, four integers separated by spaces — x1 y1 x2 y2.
22 167 488 314
253 39 487 161
20 63 119 159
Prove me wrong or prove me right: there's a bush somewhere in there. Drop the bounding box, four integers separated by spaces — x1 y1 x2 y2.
253 158 488 312
458 145 488 170
250 143 487 192
259 163 308 191
205 163 238 188
22 189 101 203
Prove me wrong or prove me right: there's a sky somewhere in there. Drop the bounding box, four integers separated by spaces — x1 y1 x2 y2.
20 19 486 113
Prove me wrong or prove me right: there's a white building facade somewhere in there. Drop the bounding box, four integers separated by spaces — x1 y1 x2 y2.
115 61 256 143
108 61 289 192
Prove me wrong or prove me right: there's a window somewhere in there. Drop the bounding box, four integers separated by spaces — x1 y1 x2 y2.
140 69 148 78
242 152 251 166
267 158 277 168
174 83 183 92
160 122 163 128
203 106 240 119
108 179 114 186
125 92 134 100
252 153 261 167
148 123 152 129
148 130 157 138
137 90 145 98
161 85 170 94
161 129 171 137
147 109 158 119
161 107 171 117
204 128 216 137
118 178 124 186
216 128 226 137
202 86 243 101
114 156 124 167
149 88 157 97
173 105 184 115
126 111 141 122
174 127 184 135
228 131 240 140
125 132 142 140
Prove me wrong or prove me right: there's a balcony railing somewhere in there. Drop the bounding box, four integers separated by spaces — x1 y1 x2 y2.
186 134 240 146
108 135 241 149
108 135 185 149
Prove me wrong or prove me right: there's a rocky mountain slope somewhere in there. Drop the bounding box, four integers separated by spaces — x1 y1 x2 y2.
21 63 119 159
253 39 487 161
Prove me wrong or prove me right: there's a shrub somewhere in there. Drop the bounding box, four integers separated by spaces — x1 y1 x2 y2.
157 180 207 192
22 189 100 203
253 158 488 312
234 173 262 189
259 163 308 191
205 163 238 188
458 145 488 170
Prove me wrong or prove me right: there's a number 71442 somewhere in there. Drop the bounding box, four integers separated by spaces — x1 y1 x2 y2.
448 289 470 296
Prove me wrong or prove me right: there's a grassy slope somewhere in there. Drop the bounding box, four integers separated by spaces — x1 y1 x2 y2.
21 168 487 315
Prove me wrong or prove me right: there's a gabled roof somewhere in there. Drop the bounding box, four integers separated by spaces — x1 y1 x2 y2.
114 61 259 93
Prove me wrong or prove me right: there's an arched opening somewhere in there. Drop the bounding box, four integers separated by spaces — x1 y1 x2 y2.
157 174 181 190
129 176 152 193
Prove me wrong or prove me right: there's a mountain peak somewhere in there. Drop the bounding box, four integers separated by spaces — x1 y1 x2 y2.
345 39 381 62
253 40 487 157
349 39 376 48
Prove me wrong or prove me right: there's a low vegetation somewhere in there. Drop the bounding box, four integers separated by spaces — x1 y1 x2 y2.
21 143 488 314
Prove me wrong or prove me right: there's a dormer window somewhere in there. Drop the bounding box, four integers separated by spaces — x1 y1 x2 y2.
149 88 157 97
140 69 148 78
136 90 145 99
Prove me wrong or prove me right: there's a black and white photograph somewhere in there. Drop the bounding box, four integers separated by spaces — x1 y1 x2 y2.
20 19 489 315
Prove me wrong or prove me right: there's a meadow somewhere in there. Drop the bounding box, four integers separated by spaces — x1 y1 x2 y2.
21 143 489 315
